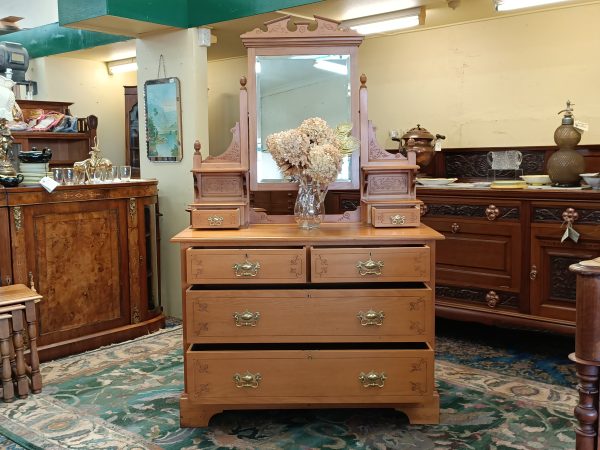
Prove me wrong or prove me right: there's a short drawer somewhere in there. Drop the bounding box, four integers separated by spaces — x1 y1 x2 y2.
191 208 241 229
185 345 434 403
311 247 430 283
371 205 420 228
185 287 433 343
186 248 306 284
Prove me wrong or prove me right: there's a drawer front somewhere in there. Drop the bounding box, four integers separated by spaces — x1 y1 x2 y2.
186 347 434 403
186 248 306 284
311 247 430 283
185 287 433 343
372 206 420 228
191 208 241 229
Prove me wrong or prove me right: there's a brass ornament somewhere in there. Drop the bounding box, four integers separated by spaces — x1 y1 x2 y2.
73 136 112 183
233 310 260 327
357 310 385 326
232 256 261 277
356 254 384 276
233 372 262 388
390 214 406 225
208 215 224 226
358 371 387 388
13 206 22 231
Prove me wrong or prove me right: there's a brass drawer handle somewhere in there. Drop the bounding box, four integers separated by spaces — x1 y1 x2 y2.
530 265 538 280
233 371 262 388
356 254 384 276
357 309 385 326
233 310 260 327
233 256 261 277
451 222 460 233
359 371 387 388
208 215 224 226
390 214 405 225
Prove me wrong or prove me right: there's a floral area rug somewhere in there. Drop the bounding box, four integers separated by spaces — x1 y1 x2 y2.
0 324 577 449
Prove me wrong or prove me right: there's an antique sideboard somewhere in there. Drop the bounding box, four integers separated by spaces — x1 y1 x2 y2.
0 181 164 361
173 224 442 427
418 186 600 334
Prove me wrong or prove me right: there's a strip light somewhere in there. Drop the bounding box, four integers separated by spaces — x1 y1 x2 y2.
313 60 348 75
494 0 567 11
342 7 424 35
106 57 137 75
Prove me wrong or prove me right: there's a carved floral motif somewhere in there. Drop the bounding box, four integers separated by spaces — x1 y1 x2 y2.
367 174 408 195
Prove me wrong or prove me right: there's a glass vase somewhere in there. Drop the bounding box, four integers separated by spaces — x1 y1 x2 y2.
294 178 327 229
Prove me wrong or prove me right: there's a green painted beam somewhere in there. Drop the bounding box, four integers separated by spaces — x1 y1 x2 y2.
57 0 108 27
2 23 131 59
187 0 323 26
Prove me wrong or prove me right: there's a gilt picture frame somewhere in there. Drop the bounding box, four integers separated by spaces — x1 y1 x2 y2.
144 77 183 162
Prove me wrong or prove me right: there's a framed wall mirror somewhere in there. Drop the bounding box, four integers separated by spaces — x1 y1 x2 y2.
242 16 363 192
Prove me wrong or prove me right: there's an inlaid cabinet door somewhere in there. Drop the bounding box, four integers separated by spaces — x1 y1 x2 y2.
10 199 131 346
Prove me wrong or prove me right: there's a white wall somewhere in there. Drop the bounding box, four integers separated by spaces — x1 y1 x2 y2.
28 57 136 165
137 28 209 318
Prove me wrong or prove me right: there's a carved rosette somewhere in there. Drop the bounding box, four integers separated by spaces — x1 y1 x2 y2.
534 207 599 224
436 285 518 309
485 290 500 308
420 204 428 217
485 205 500 221
562 207 579 225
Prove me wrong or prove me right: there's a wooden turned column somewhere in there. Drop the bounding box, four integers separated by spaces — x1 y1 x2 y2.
0 314 14 402
569 258 600 450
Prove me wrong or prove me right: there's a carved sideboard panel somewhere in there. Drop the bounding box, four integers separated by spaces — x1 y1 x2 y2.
422 203 519 220
444 151 545 179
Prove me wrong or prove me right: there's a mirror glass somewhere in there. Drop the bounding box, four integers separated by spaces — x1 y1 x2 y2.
255 54 352 184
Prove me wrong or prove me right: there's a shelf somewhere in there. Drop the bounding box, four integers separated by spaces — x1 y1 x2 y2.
12 132 89 140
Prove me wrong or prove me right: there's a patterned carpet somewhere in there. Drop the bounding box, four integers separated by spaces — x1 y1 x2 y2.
0 319 577 449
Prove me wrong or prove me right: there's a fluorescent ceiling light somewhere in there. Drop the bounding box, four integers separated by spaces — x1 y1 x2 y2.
494 0 567 11
342 7 424 35
106 57 137 75
314 60 348 75
255 61 261 74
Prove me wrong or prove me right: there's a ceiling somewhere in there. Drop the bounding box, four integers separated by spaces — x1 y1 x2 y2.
57 0 598 62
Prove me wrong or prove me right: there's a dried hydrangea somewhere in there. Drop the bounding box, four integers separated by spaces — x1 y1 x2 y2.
266 129 309 177
305 144 341 185
299 117 335 146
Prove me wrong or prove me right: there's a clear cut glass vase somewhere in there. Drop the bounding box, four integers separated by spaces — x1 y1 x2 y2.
294 178 327 229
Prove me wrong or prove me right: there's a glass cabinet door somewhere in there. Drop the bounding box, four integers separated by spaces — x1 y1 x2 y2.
124 86 140 178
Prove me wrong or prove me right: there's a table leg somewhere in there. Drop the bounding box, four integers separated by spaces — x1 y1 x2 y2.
0 316 14 402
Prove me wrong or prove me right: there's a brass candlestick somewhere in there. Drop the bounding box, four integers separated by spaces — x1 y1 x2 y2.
0 118 17 177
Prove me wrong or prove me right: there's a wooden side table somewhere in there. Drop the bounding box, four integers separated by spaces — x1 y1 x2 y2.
569 257 600 450
0 284 43 401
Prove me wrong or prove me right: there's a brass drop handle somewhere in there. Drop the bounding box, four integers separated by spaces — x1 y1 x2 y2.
530 265 538 280
357 310 385 326
208 215 224 226
359 371 387 388
451 222 460 233
390 214 405 225
356 253 384 276
232 255 261 277
233 371 262 388
233 310 260 327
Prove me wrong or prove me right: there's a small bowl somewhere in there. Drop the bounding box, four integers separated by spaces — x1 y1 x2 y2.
580 173 600 189
416 178 458 186
520 175 551 185
0 174 24 187
18 149 53 163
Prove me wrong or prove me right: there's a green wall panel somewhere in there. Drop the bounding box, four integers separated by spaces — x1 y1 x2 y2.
187 0 322 26
58 0 108 27
3 23 131 59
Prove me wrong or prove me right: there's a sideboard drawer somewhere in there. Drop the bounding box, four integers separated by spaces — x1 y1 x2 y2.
186 248 306 284
371 205 421 228
185 287 433 343
190 208 241 229
186 345 434 403
311 247 430 283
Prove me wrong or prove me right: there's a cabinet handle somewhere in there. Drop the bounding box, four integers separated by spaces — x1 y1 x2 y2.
233 310 260 327
561 208 578 225
359 371 387 388
357 310 385 326
233 371 262 388
451 222 460 233
486 290 499 308
390 214 405 225
356 254 384 276
208 215 224 226
485 204 500 221
530 265 538 280
232 256 261 277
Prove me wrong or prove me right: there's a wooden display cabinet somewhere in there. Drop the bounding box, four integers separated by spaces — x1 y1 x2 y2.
0 181 164 361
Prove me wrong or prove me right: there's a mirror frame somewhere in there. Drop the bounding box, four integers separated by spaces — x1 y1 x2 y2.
241 16 364 192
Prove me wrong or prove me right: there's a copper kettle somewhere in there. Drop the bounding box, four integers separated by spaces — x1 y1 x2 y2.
399 125 445 169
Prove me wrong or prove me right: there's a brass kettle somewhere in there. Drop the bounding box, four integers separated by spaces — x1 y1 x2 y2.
399 124 445 169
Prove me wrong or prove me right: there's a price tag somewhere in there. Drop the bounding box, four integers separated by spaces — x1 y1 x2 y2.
39 176 59 193
561 224 580 243
434 140 442 152
574 120 589 133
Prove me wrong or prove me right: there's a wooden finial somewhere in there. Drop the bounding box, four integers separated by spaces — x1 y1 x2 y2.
240 76 247 89
360 74 367 86
194 140 201 154
28 271 36 292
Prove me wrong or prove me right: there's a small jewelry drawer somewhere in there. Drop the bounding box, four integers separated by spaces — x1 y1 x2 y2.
186 248 306 284
185 344 434 403
185 287 433 343
371 205 421 228
190 208 241 229
311 246 430 283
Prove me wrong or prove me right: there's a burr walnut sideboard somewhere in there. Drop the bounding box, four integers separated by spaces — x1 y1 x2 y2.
0 181 164 361
172 223 443 427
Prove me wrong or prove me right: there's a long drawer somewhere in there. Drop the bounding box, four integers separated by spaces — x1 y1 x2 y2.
186 248 306 284
185 346 434 404
185 287 433 343
311 246 430 283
